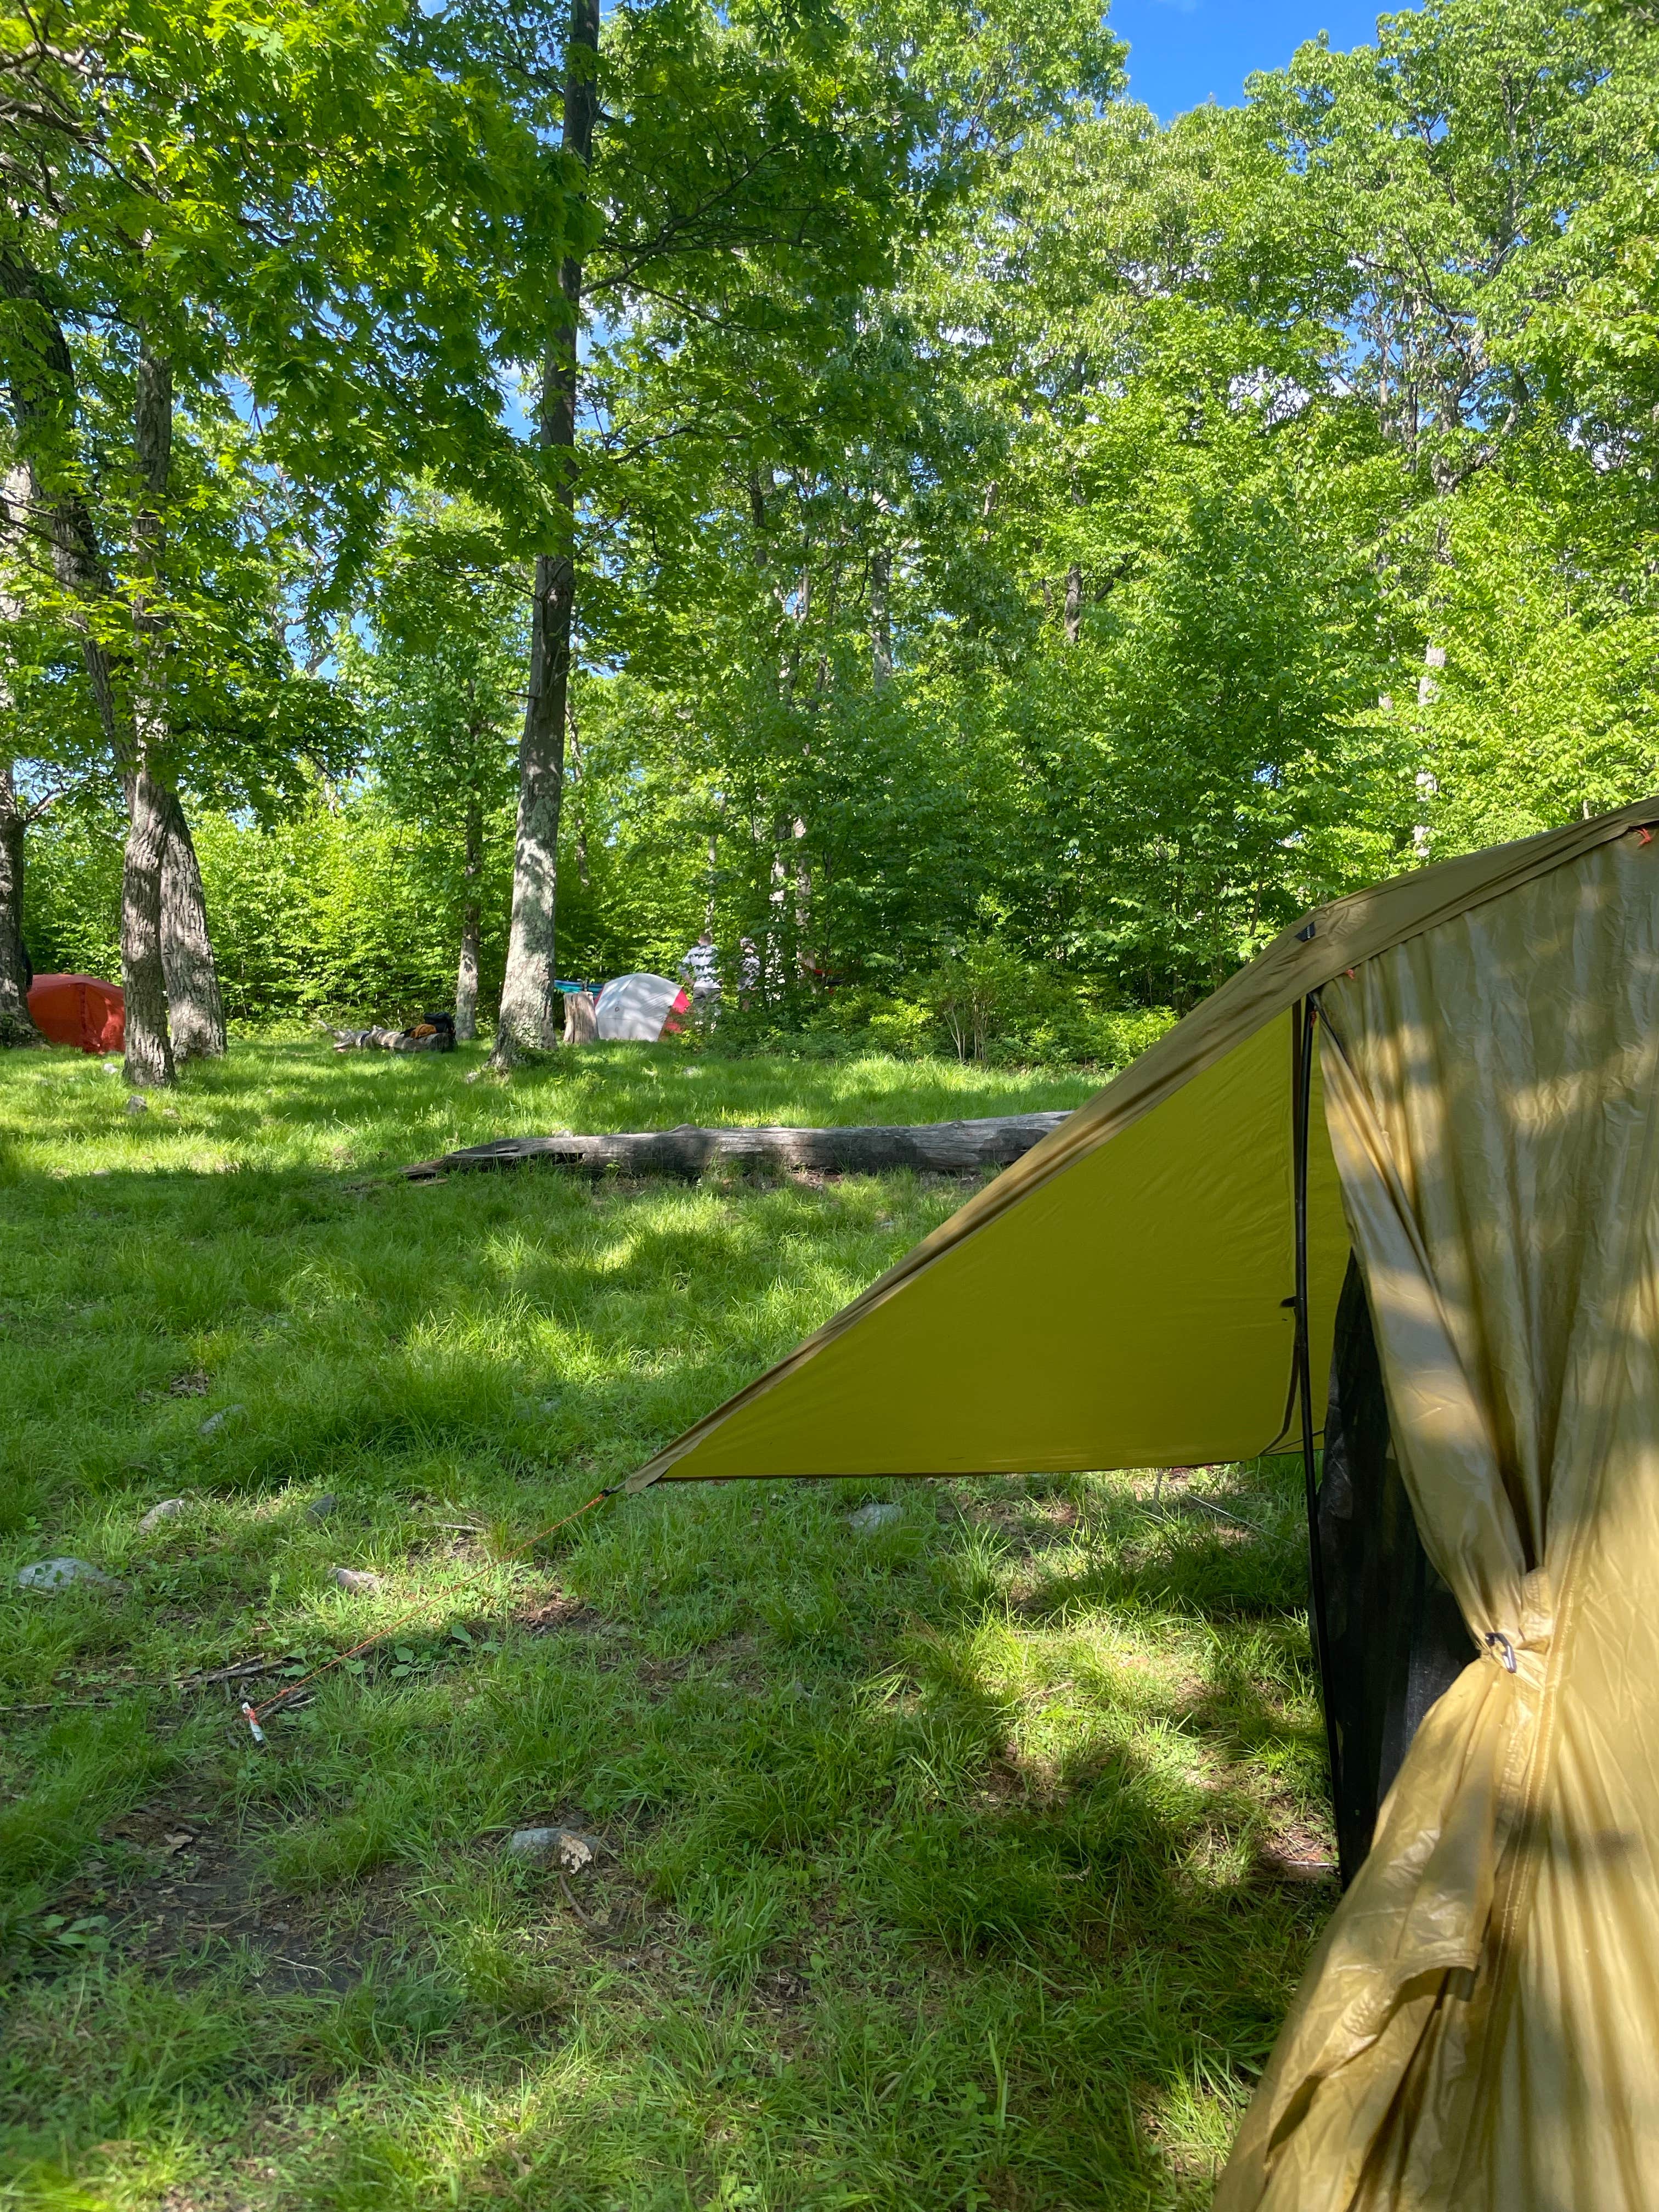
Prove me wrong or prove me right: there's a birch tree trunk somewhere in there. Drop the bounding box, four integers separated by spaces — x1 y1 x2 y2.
160 789 226 1057
871 544 893 686
492 0 600 1069
455 788 483 1041
1412 641 1446 857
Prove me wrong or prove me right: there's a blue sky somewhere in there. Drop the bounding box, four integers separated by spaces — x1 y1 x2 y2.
1111 0 1385 119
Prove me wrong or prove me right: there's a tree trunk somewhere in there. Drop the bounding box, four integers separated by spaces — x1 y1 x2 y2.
871 544 893 686
0 248 175 1081
123 336 177 1086
0 765 42 1047
122 769 174 1086
1412 641 1446 857
492 0 601 1069
1 250 123 765
406 1111 1071 1183
794 817 812 974
1063 563 1083 645
160 789 226 1057
455 789 483 1041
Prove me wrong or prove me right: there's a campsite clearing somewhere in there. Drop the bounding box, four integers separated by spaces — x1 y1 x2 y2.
0 1041 1333 2210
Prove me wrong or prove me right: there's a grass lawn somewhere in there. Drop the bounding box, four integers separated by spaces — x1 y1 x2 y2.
0 1039 1335 2211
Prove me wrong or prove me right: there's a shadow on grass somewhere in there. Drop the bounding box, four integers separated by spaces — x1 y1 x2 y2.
0 1141 1328 2210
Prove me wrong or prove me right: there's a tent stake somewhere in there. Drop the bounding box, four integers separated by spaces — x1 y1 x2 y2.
1293 995 1344 1825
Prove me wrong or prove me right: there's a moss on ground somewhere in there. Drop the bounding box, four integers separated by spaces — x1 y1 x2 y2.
0 1040 1334 2210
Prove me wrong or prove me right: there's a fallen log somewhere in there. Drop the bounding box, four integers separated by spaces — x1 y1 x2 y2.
404 1111 1071 1183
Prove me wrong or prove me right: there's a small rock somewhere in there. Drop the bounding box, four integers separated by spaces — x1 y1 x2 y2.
307 1493 338 1521
16 1557 123 1594
330 1566 382 1594
125 1094 148 1115
847 1502 903 1535
199 1405 245 1436
506 1826 603 1870
138 1497 189 1534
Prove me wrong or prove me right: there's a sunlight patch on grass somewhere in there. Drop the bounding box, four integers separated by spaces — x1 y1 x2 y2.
0 1041 1330 2209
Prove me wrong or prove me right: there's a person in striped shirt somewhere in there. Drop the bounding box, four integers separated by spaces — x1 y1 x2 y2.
679 933 721 1014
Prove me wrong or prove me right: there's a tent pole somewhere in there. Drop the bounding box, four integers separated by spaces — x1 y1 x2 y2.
1293 994 1344 1816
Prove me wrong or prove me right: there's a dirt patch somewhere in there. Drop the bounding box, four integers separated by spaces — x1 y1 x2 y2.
84 1802 410 1993
1256 1817 1338 1887
752 1960 812 2018
516 1590 610 1637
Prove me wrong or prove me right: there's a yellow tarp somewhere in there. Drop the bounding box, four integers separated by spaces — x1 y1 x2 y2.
629 798 1659 1492
1218 828 1659 2208
625 794 1659 2207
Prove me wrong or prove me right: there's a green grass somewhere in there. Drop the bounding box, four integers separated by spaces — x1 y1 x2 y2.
0 1039 1334 2211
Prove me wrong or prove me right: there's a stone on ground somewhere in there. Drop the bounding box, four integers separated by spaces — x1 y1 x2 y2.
847 1502 903 1534
16 1558 123 1593
506 1826 603 1870
138 1498 190 1534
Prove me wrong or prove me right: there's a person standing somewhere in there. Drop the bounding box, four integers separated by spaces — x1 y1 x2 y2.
680 931 721 1017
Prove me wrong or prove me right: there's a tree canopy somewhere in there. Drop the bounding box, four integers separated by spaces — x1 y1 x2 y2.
6 0 1658 1056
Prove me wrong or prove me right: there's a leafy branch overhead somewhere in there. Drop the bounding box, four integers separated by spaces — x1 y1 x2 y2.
4 0 1658 1053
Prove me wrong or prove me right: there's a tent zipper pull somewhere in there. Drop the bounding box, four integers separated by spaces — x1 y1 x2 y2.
1483 1630 1517 1673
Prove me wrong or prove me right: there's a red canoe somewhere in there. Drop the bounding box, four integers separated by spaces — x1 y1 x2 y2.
28 973 126 1053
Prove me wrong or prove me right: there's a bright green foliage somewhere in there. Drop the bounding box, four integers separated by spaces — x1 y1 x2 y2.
13 0 1659 1028
0 0 551 1084
15 798 125 983
23 790 514 1023
339 492 527 1014
345 498 526 826
1402 456 1659 850
553 0 1659 1014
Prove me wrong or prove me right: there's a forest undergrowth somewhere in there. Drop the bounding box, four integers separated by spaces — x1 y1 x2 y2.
0 1042 1335 2211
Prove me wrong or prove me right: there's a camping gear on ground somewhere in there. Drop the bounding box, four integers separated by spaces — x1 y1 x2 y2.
563 990 598 1045
594 972 691 1042
27 973 125 1053
621 796 1659 2208
331 1012 454 1053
